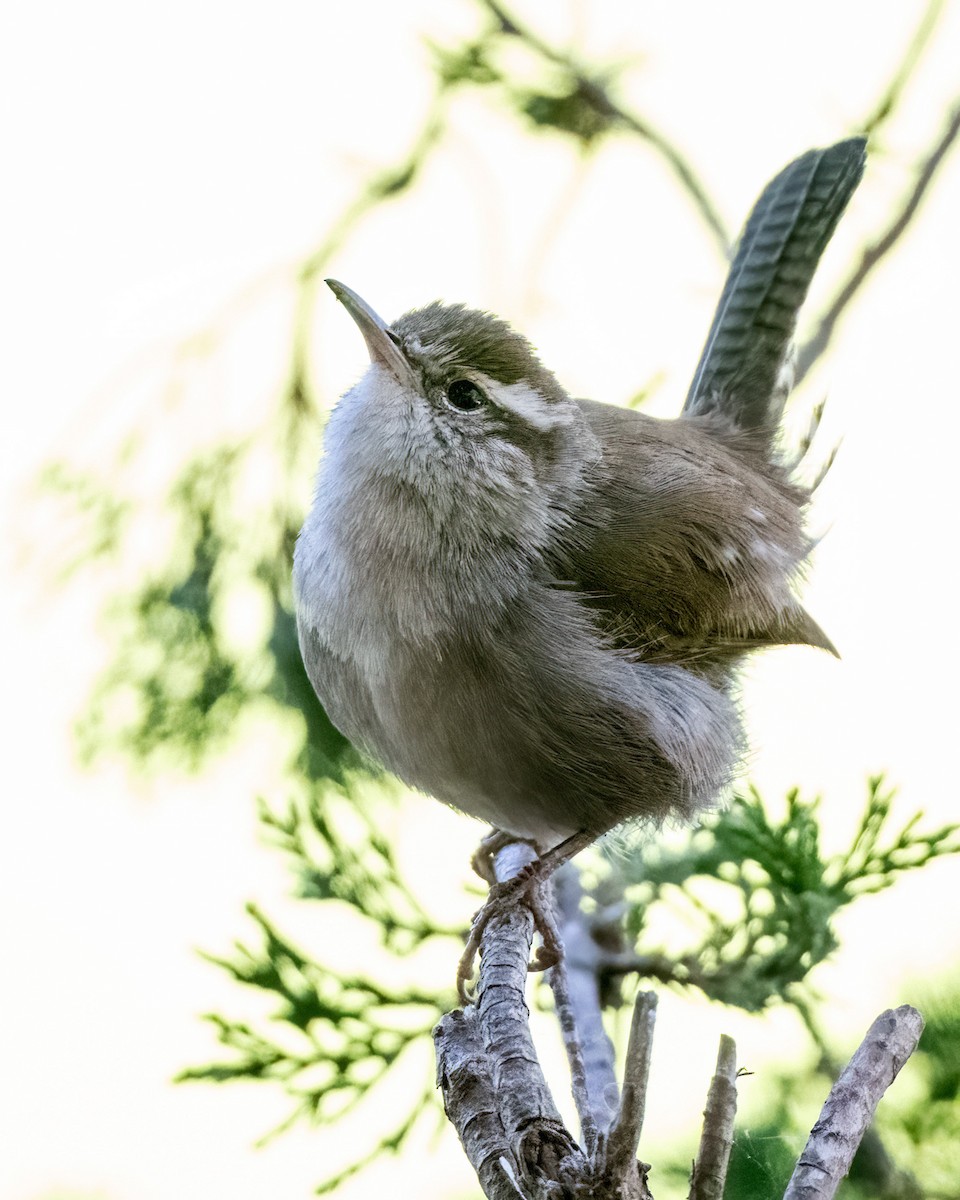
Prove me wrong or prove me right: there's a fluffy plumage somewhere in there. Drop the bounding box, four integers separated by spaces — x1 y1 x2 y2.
294 138 866 851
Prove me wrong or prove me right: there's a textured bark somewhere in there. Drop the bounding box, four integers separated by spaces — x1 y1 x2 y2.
435 844 588 1198
434 1007 521 1199
436 851 923 1200
783 1006 924 1200
551 866 620 1143
689 1035 738 1200
603 991 657 1182
436 847 658 1198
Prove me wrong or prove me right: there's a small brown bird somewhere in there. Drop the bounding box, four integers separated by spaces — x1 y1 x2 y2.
293 138 866 993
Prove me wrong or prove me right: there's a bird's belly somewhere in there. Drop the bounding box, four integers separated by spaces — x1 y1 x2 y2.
299 619 582 846
299 594 740 852
368 663 583 846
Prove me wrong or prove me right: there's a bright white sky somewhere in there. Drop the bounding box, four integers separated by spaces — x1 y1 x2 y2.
3 3 960 1198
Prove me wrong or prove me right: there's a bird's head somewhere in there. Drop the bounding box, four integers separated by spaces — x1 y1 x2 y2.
320 280 597 544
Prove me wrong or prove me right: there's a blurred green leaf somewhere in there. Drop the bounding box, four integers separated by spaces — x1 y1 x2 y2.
613 779 960 1011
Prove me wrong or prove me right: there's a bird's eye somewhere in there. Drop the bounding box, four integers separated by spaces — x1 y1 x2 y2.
445 379 486 412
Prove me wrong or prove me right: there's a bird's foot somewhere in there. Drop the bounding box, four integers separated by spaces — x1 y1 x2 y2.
458 829 595 1005
457 863 561 1005
470 829 534 885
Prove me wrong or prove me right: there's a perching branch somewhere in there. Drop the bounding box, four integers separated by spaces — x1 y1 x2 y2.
783 1006 925 1200
436 843 659 1199
435 843 677 1199
435 843 587 1198
436 838 926 1200
433 1008 521 1200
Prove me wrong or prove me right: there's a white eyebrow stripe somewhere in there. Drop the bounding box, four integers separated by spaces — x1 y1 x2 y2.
488 380 575 432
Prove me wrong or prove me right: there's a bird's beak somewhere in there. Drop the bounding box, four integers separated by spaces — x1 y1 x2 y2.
325 279 417 389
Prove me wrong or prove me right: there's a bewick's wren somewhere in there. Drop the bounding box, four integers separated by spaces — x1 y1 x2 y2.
294 138 865 952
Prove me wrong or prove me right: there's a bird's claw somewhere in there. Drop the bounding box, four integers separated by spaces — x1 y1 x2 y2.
470 830 534 885
457 867 561 1005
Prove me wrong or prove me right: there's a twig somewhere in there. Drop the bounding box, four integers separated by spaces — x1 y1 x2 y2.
480 845 581 1183
861 0 946 135
551 865 620 1142
783 1005 924 1200
604 991 658 1177
477 0 730 254
546 935 599 1157
795 100 960 385
600 951 711 992
689 1035 738 1200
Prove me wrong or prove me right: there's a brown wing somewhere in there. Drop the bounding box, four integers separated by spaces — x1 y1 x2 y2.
563 399 835 671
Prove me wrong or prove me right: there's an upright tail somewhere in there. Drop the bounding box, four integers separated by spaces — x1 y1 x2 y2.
683 137 867 431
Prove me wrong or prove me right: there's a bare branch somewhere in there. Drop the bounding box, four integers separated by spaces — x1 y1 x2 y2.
480 845 583 1185
434 1008 521 1199
545 949 599 1154
550 866 620 1141
435 844 587 1198
783 1005 924 1200
604 991 658 1177
689 1035 738 1200
796 100 960 385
